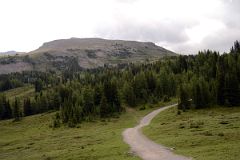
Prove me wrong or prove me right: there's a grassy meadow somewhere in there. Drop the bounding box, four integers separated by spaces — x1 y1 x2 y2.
1 86 240 160
3 85 35 101
143 106 240 160
0 97 176 160
0 110 140 160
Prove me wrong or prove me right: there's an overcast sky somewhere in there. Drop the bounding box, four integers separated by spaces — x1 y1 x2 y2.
0 0 239 54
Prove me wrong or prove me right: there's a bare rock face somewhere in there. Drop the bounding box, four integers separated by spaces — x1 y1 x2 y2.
0 38 176 74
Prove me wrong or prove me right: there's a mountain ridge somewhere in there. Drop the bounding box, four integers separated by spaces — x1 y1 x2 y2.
0 51 24 56
0 38 177 74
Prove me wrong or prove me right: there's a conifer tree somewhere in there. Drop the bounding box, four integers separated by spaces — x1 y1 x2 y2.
35 79 44 92
122 82 136 107
94 85 102 106
13 98 21 121
82 86 95 116
0 95 12 120
178 84 189 111
23 98 32 116
100 95 109 118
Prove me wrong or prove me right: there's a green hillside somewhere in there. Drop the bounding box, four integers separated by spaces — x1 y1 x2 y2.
3 85 34 101
143 106 240 160
0 99 176 160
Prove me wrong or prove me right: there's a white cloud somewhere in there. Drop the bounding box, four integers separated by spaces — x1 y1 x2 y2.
0 0 239 54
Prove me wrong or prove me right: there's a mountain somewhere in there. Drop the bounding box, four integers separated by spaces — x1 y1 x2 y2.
0 38 176 74
0 51 18 56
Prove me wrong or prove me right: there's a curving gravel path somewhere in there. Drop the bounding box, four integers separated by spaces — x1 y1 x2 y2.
122 104 191 160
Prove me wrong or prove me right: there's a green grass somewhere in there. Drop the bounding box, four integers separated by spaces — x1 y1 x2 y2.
143 106 240 160
0 99 177 160
0 111 139 160
3 85 35 101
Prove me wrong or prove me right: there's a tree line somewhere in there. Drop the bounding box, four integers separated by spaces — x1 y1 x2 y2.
178 41 240 110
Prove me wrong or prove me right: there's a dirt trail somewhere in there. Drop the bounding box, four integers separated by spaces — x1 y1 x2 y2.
122 104 191 160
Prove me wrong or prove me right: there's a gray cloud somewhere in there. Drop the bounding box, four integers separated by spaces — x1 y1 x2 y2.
201 28 240 52
95 0 240 54
172 27 240 54
95 20 190 43
199 0 240 53
220 0 240 29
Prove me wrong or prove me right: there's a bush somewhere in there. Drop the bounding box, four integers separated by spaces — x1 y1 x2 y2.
139 105 146 110
177 110 181 115
179 123 185 129
202 131 213 136
68 120 76 128
52 112 61 128
218 132 224 137
189 120 204 128
163 95 170 102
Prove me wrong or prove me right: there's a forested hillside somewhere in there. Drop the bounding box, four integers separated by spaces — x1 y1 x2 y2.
0 41 240 127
